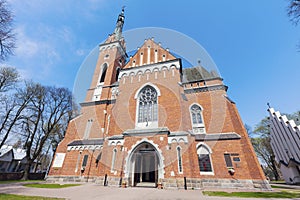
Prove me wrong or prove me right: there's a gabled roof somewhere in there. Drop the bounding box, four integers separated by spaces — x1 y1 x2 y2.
0 145 12 157
0 145 26 161
124 38 176 69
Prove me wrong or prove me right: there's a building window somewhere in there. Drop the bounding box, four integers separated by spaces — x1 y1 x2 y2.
224 153 240 168
95 152 102 168
138 85 158 124
111 149 117 172
224 153 233 168
100 63 108 83
81 155 89 171
116 67 121 81
197 145 213 174
177 146 183 173
191 104 203 124
190 104 205 133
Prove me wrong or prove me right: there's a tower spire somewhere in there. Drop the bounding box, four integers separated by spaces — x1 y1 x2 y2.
114 6 125 41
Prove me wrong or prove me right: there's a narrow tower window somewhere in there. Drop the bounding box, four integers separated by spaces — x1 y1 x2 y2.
116 67 121 81
100 63 108 83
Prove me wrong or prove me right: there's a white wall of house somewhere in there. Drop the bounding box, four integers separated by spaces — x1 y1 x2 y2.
268 107 300 184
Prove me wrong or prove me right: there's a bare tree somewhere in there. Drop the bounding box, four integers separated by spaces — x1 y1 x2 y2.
20 83 72 180
0 66 19 92
288 0 300 25
251 137 281 180
244 123 253 137
0 90 33 149
287 0 300 49
0 66 24 148
0 0 15 61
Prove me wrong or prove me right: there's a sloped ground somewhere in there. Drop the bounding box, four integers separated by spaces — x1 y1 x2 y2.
0 181 299 200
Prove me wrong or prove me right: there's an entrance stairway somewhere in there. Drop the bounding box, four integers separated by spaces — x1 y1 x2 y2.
136 182 156 188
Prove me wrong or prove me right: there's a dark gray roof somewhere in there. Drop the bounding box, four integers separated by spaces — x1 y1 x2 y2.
68 139 104 146
123 127 169 136
194 133 241 141
108 135 124 140
169 131 189 137
182 66 219 83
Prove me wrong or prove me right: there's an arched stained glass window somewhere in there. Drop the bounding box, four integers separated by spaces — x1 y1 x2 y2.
138 86 158 123
197 145 213 173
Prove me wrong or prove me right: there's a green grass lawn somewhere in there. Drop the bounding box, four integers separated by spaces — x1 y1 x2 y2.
0 193 64 200
24 183 81 189
202 191 300 198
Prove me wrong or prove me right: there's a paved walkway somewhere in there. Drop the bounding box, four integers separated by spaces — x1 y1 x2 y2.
0 182 299 200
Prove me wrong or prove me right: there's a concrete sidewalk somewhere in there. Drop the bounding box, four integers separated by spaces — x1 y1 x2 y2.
0 182 297 200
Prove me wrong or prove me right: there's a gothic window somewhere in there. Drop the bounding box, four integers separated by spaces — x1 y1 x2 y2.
81 155 89 170
116 67 121 81
137 86 158 123
190 104 205 133
177 146 183 173
100 63 108 83
95 152 102 167
197 145 213 174
191 104 203 124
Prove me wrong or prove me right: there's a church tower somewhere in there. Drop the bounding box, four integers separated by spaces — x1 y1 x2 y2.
85 8 127 102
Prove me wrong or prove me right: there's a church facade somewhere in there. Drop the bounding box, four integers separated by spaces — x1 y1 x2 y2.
48 9 269 190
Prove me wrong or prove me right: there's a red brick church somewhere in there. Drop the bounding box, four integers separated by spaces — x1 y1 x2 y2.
48 9 269 190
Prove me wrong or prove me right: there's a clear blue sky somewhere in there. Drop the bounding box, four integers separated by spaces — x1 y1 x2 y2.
4 0 300 129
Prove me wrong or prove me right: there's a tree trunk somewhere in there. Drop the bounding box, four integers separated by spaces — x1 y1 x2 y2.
22 160 32 180
270 155 280 181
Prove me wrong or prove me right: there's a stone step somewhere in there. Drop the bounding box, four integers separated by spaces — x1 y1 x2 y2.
136 182 156 188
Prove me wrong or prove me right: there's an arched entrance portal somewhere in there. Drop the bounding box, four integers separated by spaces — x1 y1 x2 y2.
127 142 161 187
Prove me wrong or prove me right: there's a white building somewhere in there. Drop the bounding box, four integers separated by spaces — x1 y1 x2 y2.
0 145 31 173
268 107 300 184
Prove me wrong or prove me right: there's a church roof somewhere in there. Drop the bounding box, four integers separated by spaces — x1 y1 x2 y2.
182 66 220 83
67 139 104 146
124 38 176 69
